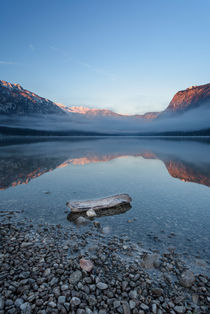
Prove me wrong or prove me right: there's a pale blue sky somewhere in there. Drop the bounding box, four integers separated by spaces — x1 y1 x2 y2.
1 0 210 114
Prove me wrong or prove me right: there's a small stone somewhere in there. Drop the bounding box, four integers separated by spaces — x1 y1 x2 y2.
174 305 186 313
50 277 58 286
113 300 121 308
179 270 195 288
64 302 70 311
151 288 163 296
86 208 96 217
0 296 4 310
129 300 136 310
122 301 131 314
96 282 108 290
58 296 66 305
152 303 157 314
77 310 85 314
80 258 94 272
76 216 90 225
69 270 82 284
15 298 24 308
48 301 57 308
88 295 97 306
19 271 30 279
61 284 69 291
192 294 199 304
21 242 33 248
43 268 51 276
20 302 31 313
122 281 128 290
140 303 149 311
141 253 160 269
70 297 81 306
129 290 137 299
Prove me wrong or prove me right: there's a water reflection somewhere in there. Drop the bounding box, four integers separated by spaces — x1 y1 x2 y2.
0 137 210 190
67 203 132 224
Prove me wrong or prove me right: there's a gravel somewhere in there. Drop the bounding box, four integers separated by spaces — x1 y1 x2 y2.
0 215 209 313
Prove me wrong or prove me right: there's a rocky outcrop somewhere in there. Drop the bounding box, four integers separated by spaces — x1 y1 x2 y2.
165 83 210 113
0 80 67 115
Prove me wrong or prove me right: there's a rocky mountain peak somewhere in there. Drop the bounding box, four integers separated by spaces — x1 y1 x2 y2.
0 80 67 116
165 83 210 113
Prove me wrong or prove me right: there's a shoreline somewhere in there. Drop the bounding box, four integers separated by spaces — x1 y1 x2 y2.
0 213 209 313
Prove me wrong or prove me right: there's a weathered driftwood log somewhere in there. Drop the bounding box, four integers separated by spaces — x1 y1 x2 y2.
66 194 132 213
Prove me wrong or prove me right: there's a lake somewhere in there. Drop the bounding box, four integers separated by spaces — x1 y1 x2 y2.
0 137 210 263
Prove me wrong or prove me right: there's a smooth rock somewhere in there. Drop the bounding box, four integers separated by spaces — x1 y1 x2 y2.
152 303 157 314
129 300 136 310
96 282 108 290
61 284 69 291
179 270 195 288
58 296 66 305
0 296 4 310
21 242 33 248
43 268 51 276
140 303 149 311
113 300 121 308
80 258 94 272
0 295 4 310
122 301 131 314
15 298 24 308
20 302 31 314
70 297 81 306
88 295 97 306
75 216 90 226
86 208 97 217
174 305 186 313
129 289 137 299
141 253 160 269
69 270 82 284
48 301 57 308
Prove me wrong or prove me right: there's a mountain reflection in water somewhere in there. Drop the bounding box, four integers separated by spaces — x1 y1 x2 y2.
0 137 210 190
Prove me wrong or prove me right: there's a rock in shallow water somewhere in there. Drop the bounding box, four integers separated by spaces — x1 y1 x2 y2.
179 270 195 288
76 216 90 226
86 208 97 217
66 193 132 212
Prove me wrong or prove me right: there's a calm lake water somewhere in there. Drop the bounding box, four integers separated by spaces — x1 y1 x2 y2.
0 137 210 262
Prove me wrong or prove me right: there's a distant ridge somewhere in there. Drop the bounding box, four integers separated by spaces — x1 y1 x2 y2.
56 104 159 120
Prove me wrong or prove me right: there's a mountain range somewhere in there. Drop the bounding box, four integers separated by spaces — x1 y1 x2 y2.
0 80 210 135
